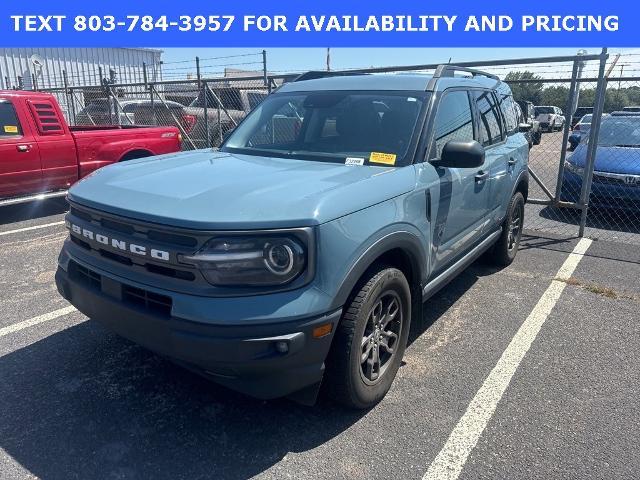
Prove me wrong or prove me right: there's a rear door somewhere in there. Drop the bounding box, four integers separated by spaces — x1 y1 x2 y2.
493 92 528 223
426 89 492 273
0 98 42 198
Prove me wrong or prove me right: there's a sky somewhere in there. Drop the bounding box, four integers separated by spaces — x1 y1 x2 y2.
160 47 638 79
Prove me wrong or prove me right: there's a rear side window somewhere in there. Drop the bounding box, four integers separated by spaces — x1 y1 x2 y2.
475 91 504 146
431 90 474 158
28 99 64 135
0 101 23 138
499 95 519 135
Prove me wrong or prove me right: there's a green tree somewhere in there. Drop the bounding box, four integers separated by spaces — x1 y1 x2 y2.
541 86 570 109
505 71 544 105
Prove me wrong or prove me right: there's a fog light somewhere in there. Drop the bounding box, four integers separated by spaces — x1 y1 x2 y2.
275 341 289 353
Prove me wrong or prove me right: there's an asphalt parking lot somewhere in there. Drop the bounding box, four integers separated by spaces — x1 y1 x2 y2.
1 195 639 480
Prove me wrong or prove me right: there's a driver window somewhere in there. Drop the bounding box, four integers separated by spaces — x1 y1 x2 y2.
0 100 23 139
431 90 474 159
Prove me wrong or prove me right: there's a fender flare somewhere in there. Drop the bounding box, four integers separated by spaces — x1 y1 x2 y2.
512 169 529 201
329 229 427 310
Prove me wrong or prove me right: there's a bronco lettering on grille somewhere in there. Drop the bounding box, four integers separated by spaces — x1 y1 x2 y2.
66 221 170 262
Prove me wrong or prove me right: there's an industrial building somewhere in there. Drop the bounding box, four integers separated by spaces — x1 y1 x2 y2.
0 48 163 90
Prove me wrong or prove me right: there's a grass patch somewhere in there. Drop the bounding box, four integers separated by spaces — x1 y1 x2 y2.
555 276 626 300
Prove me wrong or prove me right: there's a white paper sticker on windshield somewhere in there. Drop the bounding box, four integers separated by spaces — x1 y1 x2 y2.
345 157 365 166
407 97 417 102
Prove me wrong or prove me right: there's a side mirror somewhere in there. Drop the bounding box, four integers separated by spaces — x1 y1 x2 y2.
433 140 485 168
519 123 533 132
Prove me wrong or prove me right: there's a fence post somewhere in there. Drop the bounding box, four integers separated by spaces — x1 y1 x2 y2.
196 57 201 89
62 69 72 124
203 80 209 148
555 59 581 204
149 84 157 126
31 73 38 91
262 50 268 87
142 63 148 89
578 47 609 237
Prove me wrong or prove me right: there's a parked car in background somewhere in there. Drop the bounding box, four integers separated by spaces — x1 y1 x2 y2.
516 100 542 146
568 114 593 151
622 106 640 112
571 106 593 128
0 90 182 201
184 87 268 147
133 87 267 148
55 66 530 409
535 105 566 132
76 98 191 127
562 113 640 210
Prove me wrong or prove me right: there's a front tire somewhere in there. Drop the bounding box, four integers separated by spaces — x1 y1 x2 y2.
324 267 411 409
486 192 525 267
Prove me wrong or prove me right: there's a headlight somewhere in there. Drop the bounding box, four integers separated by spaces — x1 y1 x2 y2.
564 160 584 176
180 235 307 287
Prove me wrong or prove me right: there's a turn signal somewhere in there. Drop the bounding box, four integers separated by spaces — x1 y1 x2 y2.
313 323 333 338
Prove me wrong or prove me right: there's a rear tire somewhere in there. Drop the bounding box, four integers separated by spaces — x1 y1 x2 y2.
486 192 525 267
324 267 411 409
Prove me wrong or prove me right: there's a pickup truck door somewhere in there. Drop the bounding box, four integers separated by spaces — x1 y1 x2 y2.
422 89 491 275
27 98 78 191
0 98 42 198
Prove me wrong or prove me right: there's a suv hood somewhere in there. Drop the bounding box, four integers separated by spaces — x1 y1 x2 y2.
68 150 416 229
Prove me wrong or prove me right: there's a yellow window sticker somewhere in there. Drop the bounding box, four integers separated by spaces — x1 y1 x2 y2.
4 125 18 134
370 152 397 165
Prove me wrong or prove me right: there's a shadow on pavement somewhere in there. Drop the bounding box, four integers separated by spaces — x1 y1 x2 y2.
0 198 68 226
0 260 486 479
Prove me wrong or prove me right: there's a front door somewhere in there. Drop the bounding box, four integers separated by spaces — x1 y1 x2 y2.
0 99 42 198
423 89 491 274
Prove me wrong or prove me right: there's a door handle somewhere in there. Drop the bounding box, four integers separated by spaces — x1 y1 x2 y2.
16 144 31 152
475 170 489 183
508 157 516 166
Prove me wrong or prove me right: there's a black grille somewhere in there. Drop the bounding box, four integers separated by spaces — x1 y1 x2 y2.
69 203 197 247
122 285 172 317
69 262 101 290
69 261 173 317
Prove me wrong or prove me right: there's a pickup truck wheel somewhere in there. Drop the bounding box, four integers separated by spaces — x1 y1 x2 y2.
487 192 525 267
325 267 410 409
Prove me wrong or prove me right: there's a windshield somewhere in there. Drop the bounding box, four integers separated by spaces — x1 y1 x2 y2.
222 91 427 167
535 106 554 115
585 117 640 147
580 114 593 124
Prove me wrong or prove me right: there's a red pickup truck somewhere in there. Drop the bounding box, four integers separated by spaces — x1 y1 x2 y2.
0 90 182 202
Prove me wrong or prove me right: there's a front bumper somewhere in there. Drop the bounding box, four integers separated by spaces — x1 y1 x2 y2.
55 258 341 400
561 170 640 210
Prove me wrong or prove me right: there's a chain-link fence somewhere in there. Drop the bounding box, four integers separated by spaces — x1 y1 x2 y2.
31 49 640 245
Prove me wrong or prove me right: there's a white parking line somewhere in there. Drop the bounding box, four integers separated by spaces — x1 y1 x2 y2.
0 306 77 338
423 237 593 480
0 221 66 237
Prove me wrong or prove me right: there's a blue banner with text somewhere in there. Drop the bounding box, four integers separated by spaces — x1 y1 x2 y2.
0 0 631 47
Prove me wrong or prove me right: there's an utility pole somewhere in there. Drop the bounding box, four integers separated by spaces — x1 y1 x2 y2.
326 48 331 71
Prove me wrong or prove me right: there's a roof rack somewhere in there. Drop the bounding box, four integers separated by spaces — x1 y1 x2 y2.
292 71 368 82
425 64 500 91
432 65 500 81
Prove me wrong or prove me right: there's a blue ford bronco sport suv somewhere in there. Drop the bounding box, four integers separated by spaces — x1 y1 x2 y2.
56 66 529 409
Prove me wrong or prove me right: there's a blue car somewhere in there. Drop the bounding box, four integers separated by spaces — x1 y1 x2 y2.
568 114 592 151
563 114 640 210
